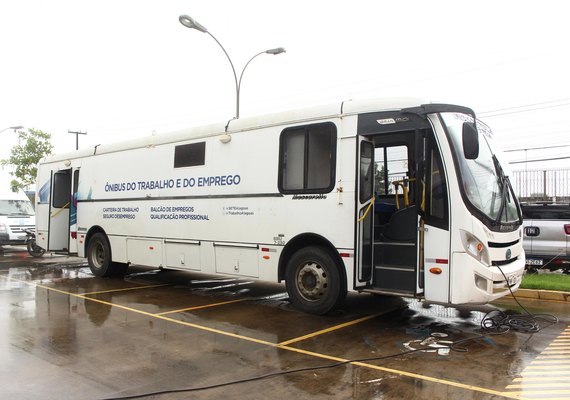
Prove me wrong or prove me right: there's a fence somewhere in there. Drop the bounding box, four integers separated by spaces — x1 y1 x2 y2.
511 169 570 202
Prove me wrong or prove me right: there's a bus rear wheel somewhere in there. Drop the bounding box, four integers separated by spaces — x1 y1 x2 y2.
285 246 346 315
87 233 127 277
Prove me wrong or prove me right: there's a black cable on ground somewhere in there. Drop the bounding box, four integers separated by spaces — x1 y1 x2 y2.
451 266 560 352
100 347 426 400
102 267 561 400
484 265 559 334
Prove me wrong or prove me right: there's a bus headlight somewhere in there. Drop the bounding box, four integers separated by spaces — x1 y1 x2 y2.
0 223 7 233
460 230 490 266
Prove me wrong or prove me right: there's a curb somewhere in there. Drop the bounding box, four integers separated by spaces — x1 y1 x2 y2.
507 288 570 302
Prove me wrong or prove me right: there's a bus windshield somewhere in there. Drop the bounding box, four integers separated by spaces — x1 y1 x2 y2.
441 112 521 228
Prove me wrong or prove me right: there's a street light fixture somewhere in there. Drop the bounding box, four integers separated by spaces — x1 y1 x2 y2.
178 14 285 119
0 125 24 134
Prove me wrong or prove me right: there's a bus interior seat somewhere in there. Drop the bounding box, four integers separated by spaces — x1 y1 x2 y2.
379 204 417 242
375 201 396 224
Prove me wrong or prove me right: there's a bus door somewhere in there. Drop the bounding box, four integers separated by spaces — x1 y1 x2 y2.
68 168 80 255
370 132 419 295
355 136 375 287
420 123 451 304
47 169 72 252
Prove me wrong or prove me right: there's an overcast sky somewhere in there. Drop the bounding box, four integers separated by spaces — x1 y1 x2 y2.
1 0 569 169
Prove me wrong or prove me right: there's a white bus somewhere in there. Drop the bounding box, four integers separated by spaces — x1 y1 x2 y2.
35 98 525 314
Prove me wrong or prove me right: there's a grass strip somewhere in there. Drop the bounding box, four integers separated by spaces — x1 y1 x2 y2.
521 273 570 292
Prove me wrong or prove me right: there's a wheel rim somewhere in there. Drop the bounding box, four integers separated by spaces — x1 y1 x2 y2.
90 241 105 269
296 262 328 302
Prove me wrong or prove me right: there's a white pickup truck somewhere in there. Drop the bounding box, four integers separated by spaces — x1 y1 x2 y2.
521 202 570 273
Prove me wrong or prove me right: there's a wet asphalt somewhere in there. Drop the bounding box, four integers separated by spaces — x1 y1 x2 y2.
1 245 569 400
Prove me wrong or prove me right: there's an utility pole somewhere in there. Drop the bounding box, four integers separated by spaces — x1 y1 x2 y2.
68 130 87 150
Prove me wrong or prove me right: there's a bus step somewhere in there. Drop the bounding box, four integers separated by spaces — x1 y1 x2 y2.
374 264 416 291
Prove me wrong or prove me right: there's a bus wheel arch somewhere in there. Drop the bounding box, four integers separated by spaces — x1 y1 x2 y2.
279 234 347 314
85 227 127 277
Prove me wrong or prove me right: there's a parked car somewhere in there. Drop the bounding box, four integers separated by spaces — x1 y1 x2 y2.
521 202 570 273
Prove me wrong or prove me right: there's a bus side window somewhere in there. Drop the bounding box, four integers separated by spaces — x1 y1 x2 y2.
278 122 337 194
174 142 206 168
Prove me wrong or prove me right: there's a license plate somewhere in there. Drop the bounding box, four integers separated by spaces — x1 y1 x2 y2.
525 258 543 266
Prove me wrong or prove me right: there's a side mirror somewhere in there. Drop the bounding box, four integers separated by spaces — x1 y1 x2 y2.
462 122 479 160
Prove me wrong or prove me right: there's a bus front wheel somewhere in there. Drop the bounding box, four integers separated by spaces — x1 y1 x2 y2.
285 246 346 315
87 233 127 277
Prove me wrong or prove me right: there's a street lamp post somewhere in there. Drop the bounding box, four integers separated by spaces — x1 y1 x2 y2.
179 15 285 119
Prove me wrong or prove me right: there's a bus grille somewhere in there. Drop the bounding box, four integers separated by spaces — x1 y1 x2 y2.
492 256 518 267
488 239 520 248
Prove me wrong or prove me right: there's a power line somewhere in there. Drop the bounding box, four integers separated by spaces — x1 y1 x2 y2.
480 99 570 118
504 144 570 152
479 98 570 115
510 155 570 164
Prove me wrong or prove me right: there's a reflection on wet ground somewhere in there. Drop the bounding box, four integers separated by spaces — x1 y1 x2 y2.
1 246 569 399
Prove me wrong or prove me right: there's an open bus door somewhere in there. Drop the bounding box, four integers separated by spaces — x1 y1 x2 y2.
46 169 72 252
355 111 434 296
360 124 451 301
355 136 374 288
370 135 420 295
68 168 80 255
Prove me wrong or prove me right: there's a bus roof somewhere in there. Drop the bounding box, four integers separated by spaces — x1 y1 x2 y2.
41 97 429 164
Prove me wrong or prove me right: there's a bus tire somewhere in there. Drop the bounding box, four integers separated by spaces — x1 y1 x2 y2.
87 233 126 277
285 246 346 315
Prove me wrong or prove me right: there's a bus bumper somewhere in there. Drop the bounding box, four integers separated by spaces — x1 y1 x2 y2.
450 252 525 304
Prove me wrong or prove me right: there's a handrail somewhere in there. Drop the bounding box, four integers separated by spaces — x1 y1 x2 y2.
51 202 70 218
358 197 375 223
392 178 415 209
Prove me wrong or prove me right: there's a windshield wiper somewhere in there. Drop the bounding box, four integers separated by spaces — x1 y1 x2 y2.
492 155 509 225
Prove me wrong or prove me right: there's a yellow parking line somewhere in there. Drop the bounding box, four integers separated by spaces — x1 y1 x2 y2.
520 371 570 376
277 345 520 399
507 382 570 388
82 283 172 295
0 275 275 347
531 360 570 364
534 397 570 400
507 390 570 396
84 295 277 347
536 355 570 359
155 298 249 315
513 377 570 382
0 274 522 400
277 313 382 346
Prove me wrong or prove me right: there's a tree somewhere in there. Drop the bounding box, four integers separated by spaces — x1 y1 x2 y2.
1 128 53 192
